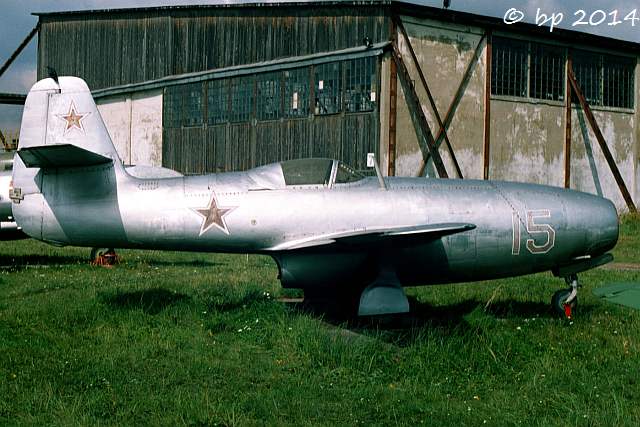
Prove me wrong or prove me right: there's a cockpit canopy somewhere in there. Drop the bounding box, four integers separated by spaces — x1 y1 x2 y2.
248 158 364 190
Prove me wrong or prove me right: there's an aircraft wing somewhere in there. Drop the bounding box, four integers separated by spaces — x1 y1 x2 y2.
268 222 476 251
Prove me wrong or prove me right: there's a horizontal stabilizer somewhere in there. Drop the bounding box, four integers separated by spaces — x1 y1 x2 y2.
269 222 476 251
18 144 112 168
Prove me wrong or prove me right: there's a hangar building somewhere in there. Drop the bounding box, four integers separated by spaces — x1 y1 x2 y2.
34 1 640 211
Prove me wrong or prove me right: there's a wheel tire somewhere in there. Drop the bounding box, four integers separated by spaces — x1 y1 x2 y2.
551 289 577 318
90 248 117 265
90 247 109 261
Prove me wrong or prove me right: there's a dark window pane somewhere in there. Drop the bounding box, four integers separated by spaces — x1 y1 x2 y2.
314 62 342 115
491 37 528 98
335 161 364 184
183 82 203 127
573 50 602 106
345 57 377 113
281 158 333 186
256 72 281 121
231 76 254 123
603 54 635 109
163 86 182 128
284 68 310 118
207 79 228 125
530 43 564 101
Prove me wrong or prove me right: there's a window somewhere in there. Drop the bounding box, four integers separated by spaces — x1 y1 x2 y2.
315 62 342 115
163 83 203 128
284 68 310 118
164 55 382 130
183 83 203 127
281 158 333 186
573 51 601 106
573 50 635 109
603 55 635 109
345 57 377 112
492 38 634 109
530 43 564 101
256 72 281 121
492 37 565 101
207 79 228 125
335 162 364 184
163 85 182 128
230 76 254 123
492 37 528 98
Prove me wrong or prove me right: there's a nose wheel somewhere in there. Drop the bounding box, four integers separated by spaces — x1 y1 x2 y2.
552 274 579 319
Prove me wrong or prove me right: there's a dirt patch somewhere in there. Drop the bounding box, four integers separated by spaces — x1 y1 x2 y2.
601 263 640 271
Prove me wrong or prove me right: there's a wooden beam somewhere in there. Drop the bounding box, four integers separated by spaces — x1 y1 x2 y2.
388 57 398 177
388 19 398 177
391 43 449 178
0 93 27 105
394 15 463 179
419 33 487 176
0 129 6 151
563 53 572 189
483 30 492 180
0 24 39 79
568 67 637 213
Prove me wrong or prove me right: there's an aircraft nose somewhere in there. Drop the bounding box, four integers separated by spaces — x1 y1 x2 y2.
583 196 619 256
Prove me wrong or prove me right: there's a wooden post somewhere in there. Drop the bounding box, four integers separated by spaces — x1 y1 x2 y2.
388 58 398 177
568 67 637 213
0 24 39 79
483 30 492 180
563 53 572 189
388 20 398 177
0 129 7 151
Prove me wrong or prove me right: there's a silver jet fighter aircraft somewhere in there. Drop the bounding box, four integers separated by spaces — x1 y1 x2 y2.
10 77 619 317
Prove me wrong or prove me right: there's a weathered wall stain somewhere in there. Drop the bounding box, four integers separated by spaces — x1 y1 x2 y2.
382 14 638 211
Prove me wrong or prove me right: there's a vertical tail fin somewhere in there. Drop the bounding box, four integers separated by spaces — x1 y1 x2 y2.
18 76 122 164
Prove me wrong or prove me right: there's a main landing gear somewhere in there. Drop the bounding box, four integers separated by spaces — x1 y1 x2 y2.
90 247 118 266
552 274 579 319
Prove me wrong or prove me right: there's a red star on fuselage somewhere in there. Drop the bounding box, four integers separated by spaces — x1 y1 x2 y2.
58 101 89 134
192 193 236 236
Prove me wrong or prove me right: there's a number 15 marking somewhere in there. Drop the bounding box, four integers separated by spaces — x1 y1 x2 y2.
512 209 556 255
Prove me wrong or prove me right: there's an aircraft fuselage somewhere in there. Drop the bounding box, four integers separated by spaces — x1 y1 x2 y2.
14 163 618 290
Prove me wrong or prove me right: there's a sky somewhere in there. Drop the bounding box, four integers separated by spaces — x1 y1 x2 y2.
1 0 638 130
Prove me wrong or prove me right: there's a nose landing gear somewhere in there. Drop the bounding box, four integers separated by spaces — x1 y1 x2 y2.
552 274 579 319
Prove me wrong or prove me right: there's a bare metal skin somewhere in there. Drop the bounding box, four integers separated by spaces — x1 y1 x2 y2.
10 77 619 316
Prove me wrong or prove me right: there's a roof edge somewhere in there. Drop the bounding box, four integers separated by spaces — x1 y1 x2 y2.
33 1 391 17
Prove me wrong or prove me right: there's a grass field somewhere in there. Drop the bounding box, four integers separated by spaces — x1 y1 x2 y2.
1 218 639 426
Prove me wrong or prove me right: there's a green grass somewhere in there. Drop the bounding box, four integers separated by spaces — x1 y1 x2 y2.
1 218 640 426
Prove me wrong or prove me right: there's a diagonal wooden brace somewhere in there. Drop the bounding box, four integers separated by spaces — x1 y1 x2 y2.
568 67 637 213
390 42 448 178
393 15 463 179
419 33 487 177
